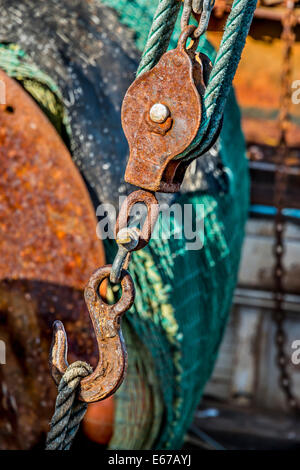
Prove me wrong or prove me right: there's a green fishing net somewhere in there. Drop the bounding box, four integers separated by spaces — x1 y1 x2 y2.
0 0 249 450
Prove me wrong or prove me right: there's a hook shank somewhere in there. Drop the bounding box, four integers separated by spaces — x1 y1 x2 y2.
49 265 135 403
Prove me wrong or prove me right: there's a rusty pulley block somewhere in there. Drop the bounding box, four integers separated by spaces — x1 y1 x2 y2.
122 25 212 193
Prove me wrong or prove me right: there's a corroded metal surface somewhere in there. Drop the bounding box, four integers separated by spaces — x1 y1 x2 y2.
0 70 104 288
207 1 300 39
0 70 105 448
272 0 299 411
0 0 228 206
232 36 300 148
0 2 224 449
194 1 300 149
122 26 202 192
208 22 300 149
115 190 159 250
50 265 135 403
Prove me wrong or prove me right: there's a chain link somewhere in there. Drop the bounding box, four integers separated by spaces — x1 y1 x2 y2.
181 0 215 37
273 0 298 411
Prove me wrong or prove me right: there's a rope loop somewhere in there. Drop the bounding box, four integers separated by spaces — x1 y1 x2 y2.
46 361 92 450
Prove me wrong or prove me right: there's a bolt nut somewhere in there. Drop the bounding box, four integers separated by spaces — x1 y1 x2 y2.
149 103 170 124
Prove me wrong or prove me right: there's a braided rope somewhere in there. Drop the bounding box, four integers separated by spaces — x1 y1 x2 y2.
136 0 181 76
46 361 92 450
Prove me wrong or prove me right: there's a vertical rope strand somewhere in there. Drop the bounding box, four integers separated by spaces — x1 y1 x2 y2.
137 0 181 76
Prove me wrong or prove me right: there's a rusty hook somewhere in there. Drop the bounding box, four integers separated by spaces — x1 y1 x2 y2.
49 265 135 403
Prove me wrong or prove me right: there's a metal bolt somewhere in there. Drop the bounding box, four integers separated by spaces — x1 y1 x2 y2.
116 227 140 251
149 103 170 124
110 228 140 284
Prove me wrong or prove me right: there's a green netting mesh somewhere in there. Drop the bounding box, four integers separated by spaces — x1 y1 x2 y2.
0 0 249 450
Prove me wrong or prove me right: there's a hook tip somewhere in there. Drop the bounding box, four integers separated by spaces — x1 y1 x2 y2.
49 320 69 385
52 319 66 334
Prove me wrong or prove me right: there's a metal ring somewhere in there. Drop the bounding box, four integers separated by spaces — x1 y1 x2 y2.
177 24 198 53
115 190 159 251
194 0 215 38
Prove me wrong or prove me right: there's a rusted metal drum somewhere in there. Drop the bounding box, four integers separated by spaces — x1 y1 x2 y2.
0 0 147 449
0 70 105 449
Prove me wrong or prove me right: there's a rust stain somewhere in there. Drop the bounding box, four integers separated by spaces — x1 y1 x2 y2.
207 31 300 147
0 70 104 290
0 70 106 448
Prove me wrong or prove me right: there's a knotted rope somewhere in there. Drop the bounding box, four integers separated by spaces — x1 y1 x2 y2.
46 361 92 450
